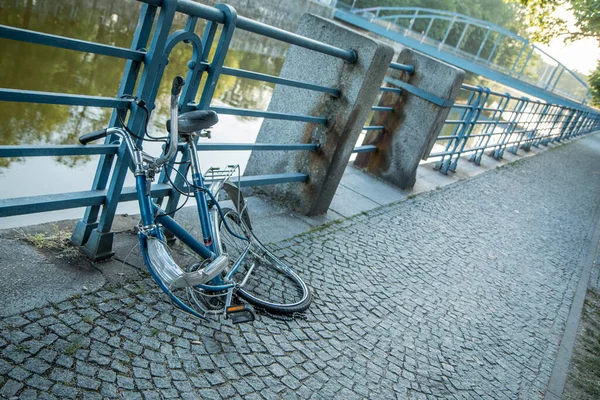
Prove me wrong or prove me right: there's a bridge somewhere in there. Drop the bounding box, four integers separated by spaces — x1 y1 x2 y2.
334 5 591 109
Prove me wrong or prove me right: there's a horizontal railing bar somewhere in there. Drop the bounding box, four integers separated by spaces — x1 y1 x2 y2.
238 173 308 187
148 0 357 62
0 184 173 217
389 62 415 75
0 145 120 158
221 67 340 97
444 120 510 125
352 145 378 153
372 106 393 112
209 106 327 124
460 84 515 98
0 89 133 108
380 87 403 94
428 147 481 158
195 143 318 151
0 25 146 61
363 126 384 131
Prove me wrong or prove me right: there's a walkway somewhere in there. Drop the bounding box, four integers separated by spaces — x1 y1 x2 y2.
2 134 600 399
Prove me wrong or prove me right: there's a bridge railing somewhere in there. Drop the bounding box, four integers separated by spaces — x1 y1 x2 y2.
337 4 591 104
0 0 364 258
1 0 599 260
429 85 600 173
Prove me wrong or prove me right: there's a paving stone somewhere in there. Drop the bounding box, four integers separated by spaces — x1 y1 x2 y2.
150 363 168 377
49 367 74 383
19 388 39 400
0 379 24 397
51 383 78 399
117 375 135 390
8 366 32 381
2 135 600 399
2 344 28 363
77 375 101 390
26 374 53 391
55 355 74 369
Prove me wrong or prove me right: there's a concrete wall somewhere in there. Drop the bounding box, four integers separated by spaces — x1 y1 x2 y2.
244 14 394 215
354 46 465 189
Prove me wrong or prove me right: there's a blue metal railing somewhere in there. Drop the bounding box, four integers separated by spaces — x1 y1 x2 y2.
334 4 592 107
2 0 597 246
354 63 600 173
0 0 360 247
429 85 600 173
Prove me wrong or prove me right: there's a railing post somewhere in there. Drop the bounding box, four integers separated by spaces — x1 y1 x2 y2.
163 5 238 216
517 47 534 79
510 40 528 73
354 47 465 187
244 14 394 215
491 97 526 159
541 106 563 145
555 108 576 142
440 88 487 173
421 18 434 43
475 27 491 60
550 68 565 91
454 23 470 53
440 16 456 48
78 0 178 260
407 9 419 31
486 33 502 65
71 3 157 249
470 92 510 165
508 97 530 154
530 103 551 148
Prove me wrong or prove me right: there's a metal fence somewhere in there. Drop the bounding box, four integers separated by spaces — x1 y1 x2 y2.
337 4 591 105
0 0 599 241
428 85 600 174
0 0 359 241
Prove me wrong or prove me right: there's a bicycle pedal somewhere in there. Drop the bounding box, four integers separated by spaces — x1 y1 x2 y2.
226 304 255 324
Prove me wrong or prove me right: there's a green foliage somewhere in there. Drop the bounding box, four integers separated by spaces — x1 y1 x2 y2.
515 0 600 44
351 0 532 74
589 61 600 106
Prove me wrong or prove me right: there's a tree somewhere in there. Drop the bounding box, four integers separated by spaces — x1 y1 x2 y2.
590 61 600 106
516 0 600 44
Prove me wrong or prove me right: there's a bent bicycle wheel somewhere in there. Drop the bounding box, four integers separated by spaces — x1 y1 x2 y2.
219 208 312 315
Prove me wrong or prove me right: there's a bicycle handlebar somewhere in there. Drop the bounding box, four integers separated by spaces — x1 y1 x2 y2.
79 76 185 170
171 76 185 96
79 128 108 145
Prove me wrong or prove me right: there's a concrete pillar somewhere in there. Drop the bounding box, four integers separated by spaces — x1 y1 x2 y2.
354 47 464 189
244 14 394 215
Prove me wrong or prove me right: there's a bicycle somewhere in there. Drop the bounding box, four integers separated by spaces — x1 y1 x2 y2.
79 76 312 324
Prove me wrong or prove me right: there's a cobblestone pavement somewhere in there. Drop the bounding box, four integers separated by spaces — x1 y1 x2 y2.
2 135 600 399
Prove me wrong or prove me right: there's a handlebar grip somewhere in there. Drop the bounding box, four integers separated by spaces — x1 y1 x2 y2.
79 128 108 145
171 76 185 96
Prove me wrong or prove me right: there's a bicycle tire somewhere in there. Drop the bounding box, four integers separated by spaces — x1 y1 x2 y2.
218 208 312 315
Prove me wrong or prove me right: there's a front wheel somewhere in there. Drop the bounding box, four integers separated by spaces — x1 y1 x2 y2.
219 208 312 315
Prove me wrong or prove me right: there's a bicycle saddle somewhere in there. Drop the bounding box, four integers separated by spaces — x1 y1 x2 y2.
167 110 219 133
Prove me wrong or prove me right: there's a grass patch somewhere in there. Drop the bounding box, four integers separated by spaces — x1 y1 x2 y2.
64 337 84 356
563 288 600 399
19 225 80 259
304 219 343 235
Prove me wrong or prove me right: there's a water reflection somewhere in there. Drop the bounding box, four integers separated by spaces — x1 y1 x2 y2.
0 0 287 165
0 0 293 228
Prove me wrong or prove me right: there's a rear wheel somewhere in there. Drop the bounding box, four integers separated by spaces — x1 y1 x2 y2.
219 208 312 315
